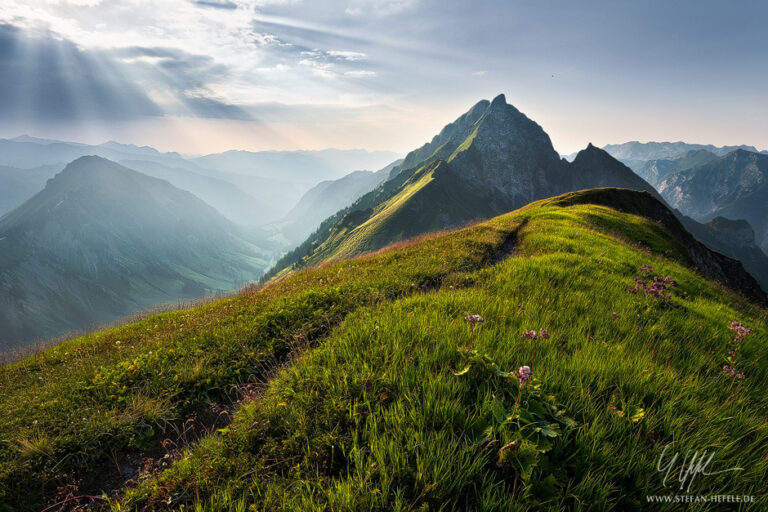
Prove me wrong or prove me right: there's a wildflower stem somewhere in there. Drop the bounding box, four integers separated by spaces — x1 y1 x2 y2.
511 382 523 424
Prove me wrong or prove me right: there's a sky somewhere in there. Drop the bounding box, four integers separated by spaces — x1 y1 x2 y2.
0 0 766 155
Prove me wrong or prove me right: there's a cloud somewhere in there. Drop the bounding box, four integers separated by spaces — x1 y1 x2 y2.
181 95 253 120
0 24 161 121
344 70 376 78
344 0 418 17
194 0 238 9
294 48 373 79
327 50 367 61
0 25 254 122
113 45 254 119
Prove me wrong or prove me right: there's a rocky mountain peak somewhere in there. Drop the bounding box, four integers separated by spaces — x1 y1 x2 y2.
489 93 507 108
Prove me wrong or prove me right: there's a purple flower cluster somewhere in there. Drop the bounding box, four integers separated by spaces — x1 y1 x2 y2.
465 314 484 325
465 314 484 334
522 329 549 340
723 321 752 379
723 363 745 380
730 321 752 341
511 327 554 420
628 266 678 302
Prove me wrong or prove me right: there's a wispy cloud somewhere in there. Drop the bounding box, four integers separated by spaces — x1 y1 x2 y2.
345 70 376 78
327 50 367 61
344 0 419 17
194 0 238 10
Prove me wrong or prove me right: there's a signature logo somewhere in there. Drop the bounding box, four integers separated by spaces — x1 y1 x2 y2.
657 445 743 493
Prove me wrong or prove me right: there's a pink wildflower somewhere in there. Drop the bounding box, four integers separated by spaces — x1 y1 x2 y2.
516 365 532 384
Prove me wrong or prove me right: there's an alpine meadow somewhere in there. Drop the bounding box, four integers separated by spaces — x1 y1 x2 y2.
1 1 767 511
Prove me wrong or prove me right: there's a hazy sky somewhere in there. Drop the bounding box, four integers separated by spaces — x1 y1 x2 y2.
1 0 766 155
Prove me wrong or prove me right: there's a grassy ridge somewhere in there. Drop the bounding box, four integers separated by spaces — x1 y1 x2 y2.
2 190 767 510
114 199 768 511
0 212 521 511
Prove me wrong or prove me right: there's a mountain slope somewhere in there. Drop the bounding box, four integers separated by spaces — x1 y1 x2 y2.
1 189 766 511
117 159 275 226
633 149 719 186
0 156 269 352
657 149 768 250
0 164 60 216
269 95 659 274
266 159 402 248
677 215 768 292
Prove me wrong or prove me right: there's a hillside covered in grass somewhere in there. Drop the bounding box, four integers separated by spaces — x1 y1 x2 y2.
1 189 766 511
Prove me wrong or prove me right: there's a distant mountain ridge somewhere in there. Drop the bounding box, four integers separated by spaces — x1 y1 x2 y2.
0 137 402 224
0 156 270 353
602 141 759 161
0 164 61 216
563 141 763 170
193 148 401 184
268 95 660 275
658 149 768 254
633 149 719 186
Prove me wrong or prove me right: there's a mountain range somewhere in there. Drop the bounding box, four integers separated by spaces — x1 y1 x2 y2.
192 148 401 183
658 149 768 254
631 149 719 186
591 141 764 170
0 156 270 352
268 95 664 274
0 136 400 223
264 97 768 298
3 96 768 510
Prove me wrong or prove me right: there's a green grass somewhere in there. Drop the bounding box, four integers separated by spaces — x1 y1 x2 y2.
1 190 767 511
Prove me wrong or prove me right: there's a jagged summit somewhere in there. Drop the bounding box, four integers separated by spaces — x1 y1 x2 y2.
269 96 662 275
490 92 507 107
574 142 622 164
390 94 558 181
